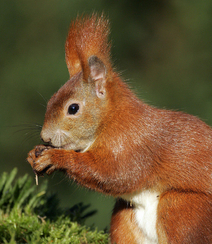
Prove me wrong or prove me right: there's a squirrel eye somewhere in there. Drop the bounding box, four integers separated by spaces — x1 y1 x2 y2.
68 103 80 115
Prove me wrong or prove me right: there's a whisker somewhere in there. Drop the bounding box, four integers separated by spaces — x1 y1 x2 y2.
61 131 69 145
35 90 48 105
13 128 40 135
39 103 47 108
9 123 42 144
59 133 62 148
18 132 42 158
12 125 41 138
20 132 41 146
9 123 42 129
22 130 40 140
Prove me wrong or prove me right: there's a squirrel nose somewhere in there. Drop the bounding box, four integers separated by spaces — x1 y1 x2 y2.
40 130 51 144
41 136 51 144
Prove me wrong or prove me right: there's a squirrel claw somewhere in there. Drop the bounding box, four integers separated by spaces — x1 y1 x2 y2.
35 145 51 157
46 165 56 175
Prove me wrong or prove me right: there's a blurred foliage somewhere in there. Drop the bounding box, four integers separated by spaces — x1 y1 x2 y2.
1 0 212 230
0 168 108 243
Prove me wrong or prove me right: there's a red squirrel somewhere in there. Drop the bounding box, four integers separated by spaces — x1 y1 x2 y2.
27 14 212 243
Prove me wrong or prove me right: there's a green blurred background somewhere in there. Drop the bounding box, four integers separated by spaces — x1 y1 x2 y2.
1 0 212 231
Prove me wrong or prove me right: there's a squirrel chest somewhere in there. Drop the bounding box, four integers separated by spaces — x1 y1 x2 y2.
122 191 159 244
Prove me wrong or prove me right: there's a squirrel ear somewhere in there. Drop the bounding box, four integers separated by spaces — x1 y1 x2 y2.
88 55 107 98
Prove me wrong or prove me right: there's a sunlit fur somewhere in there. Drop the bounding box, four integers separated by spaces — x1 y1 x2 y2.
28 14 212 243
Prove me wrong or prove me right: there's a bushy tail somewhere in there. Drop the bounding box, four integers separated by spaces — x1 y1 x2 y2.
65 13 112 78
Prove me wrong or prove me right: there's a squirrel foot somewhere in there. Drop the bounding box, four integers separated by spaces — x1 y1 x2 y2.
27 145 57 175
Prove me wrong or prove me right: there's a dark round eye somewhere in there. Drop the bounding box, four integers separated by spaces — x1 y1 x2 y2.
68 103 80 115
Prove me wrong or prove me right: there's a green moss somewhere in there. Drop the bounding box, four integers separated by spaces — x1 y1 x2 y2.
0 168 109 244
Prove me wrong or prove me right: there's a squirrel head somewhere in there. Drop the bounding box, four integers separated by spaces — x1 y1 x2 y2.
40 14 113 152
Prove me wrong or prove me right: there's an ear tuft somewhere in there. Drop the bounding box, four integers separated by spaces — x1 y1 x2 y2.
65 14 111 78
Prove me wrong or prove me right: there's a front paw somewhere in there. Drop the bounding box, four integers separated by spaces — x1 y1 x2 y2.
27 145 57 175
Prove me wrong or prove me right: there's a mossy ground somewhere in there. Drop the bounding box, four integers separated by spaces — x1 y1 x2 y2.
0 168 109 244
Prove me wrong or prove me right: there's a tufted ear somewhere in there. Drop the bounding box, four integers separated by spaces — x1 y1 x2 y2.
88 55 107 98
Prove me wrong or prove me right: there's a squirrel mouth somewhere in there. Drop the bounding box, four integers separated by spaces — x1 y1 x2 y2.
47 143 82 152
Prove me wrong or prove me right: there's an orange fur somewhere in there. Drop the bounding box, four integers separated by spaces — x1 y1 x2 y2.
27 14 212 243
110 199 145 243
157 191 212 243
65 14 111 79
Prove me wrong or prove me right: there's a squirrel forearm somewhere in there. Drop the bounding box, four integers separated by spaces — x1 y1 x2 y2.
50 148 147 196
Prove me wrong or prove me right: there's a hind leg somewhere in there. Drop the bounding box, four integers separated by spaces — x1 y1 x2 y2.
110 199 144 244
157 191 212 244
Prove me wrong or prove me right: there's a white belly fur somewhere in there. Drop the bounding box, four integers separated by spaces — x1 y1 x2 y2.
122 190 159 244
